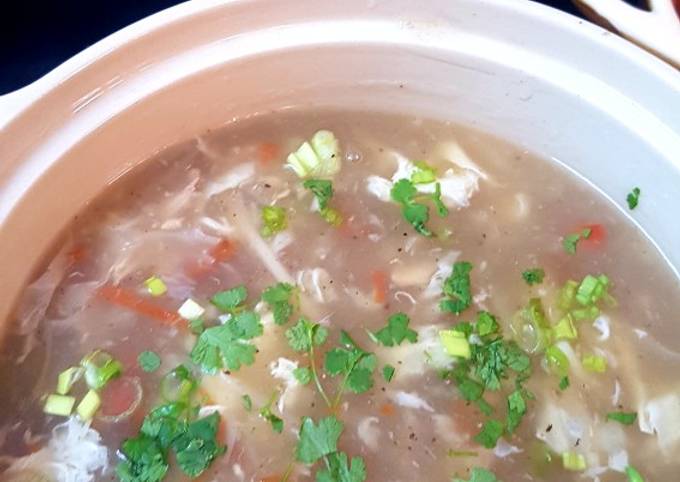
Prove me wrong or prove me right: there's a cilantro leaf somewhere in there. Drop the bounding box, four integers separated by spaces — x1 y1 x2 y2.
476 311 499 337
260 408 284 433
141 402 190 450
382 364 395 382
522 268 545 286
316 452 367 482
453 467 500 482
626 187 641 210
294 367 312 385
562 229 591 255
211 285 248 312
172 412 225 477
116 434 168 482
373 312 418 347
286 318 328 352
559 376 570 391
190 311 263 373
440 261 473 315
242 394 252 411
606 411 637 425
431 182 448 217
391 179 433 236
295 416 344 464
138 351 161 373
262 282 296 325
304 179 333 211
324 332 376 395
474 419 504 449
506 389 526 433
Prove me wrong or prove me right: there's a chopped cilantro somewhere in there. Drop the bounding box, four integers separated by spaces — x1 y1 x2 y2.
316 451 367 482
372 312 418 346
476 311 499 337
259 394 284 434
453 467 500 482
559 376 570 391
562 228 592 255
188 317 205 335
241 394 252 412
382 364 395 382
626 187 641 210
294 367 312 385
304 179 343 226
171 412 225 476
295 416 344 464
431 182 449 217
211 285 247 312
261 282 296 325
116 433 168 482
522 268 545 286
410 161 437 184
606 411 637 425
190 310 263 373
474 419 504 449
506 389 526 433
390 179 432 236
440 261 473 315
325 331 376 396
286 318 328 352
261 205 287 238
138 351 161 373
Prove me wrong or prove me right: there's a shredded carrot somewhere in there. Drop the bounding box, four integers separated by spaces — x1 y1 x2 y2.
257 142 280 164
371 270 389 304
98 284 183 326
210 238 236 262
184 257 218 280
260 476 285 482
67 244 87 265
379 402 396 417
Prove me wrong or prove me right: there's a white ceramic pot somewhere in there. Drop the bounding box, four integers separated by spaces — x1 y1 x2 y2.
0 0 679 332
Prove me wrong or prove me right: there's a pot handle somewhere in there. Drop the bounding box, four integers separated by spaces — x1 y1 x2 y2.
574 0 680 68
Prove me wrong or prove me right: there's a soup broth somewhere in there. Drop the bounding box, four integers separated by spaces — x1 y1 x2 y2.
1 110 678 482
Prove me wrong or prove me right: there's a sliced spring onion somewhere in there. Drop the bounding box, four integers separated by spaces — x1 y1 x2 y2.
44 394 76 417
77 389 101 421
552 315 578 341
511 298 551 354
582 354 607 373
81 350 123 390
558 280 578 311
439 330 471 359
56 366 83 395
260 205 288 238
144 276 167 297
161 365 197 403
562 451 586 471
320 207 343 226
286 130 341 178
625 465 645 482
570 306 600 322
575 274 609 306
545 345 569 376
410 161 437 184
178 298 206 320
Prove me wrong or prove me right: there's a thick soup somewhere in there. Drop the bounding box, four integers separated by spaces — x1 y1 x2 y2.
1 110 678 482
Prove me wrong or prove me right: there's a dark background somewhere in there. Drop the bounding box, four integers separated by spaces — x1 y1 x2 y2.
0 0 585 95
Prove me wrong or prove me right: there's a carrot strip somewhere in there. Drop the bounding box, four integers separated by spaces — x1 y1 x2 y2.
371 270 389 304
210 238 236 262
379 402 396 417
580 223 606 245
98 285 183 326
257 142 280 164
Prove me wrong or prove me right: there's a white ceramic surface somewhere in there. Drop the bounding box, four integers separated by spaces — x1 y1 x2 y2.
574 0 680 67
0 0 679 334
